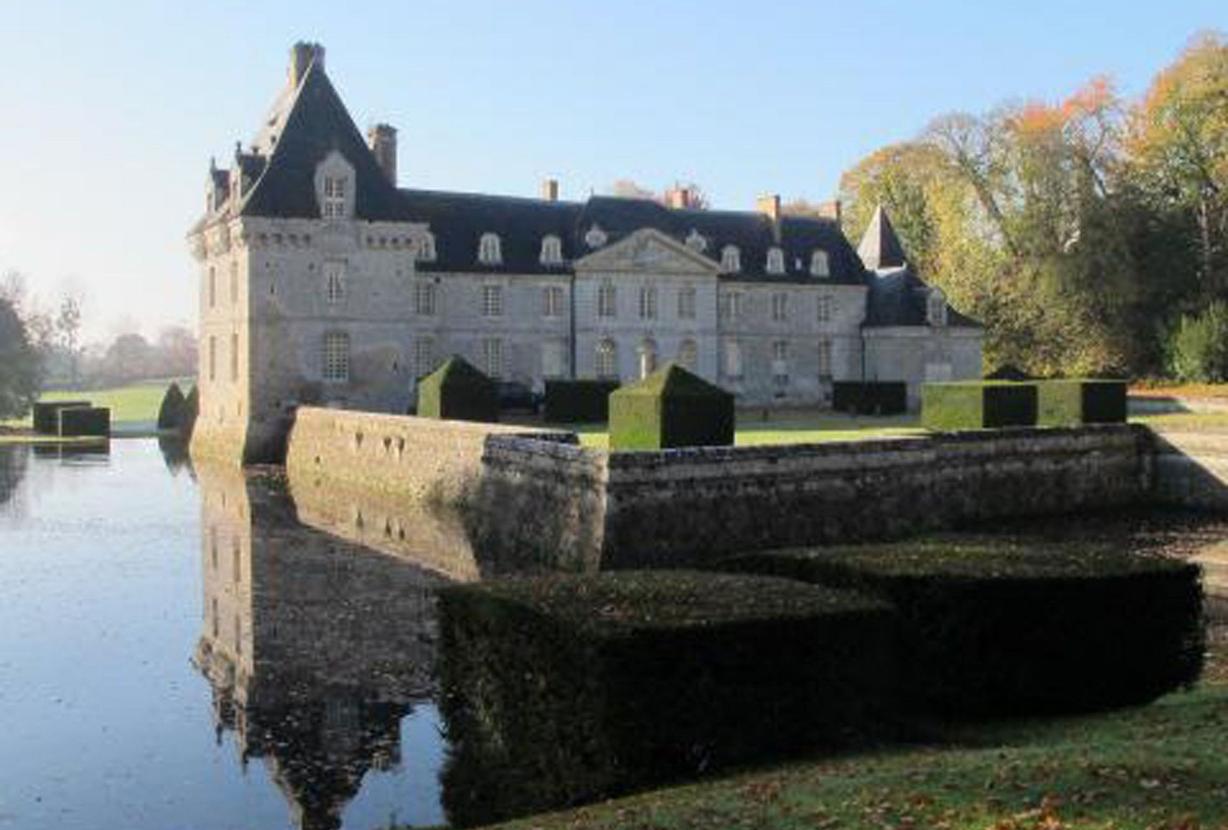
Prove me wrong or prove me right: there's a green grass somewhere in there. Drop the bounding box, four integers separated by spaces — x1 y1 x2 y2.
1132 411 1228 430
570 411 925 450
0 377 193 433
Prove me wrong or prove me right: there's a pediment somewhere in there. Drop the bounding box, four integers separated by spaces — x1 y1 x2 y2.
574 228 720 276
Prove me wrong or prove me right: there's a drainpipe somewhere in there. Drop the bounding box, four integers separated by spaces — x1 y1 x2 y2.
569 271 577 379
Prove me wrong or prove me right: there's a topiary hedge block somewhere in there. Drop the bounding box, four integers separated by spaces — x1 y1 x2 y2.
921 381 1037 430
33 400 91 434
417 355 499 423
57 406 110 437
1037 379 1127 426
832 382 907 415
609 363 733 451
436 570 895 827
543 380 620 423
722 543 1204 717
157 382 187 430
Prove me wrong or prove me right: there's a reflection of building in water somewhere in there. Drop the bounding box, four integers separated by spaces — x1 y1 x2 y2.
192 464 445 830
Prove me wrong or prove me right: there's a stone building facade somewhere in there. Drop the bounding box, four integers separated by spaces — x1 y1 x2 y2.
188 43 982 462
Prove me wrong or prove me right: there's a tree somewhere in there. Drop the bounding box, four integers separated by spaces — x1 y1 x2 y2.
0 296 42 419
56 295 83 387
155 325 198 378
102 333 154 385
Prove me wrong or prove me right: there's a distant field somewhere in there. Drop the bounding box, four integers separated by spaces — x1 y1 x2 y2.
2 377 194 432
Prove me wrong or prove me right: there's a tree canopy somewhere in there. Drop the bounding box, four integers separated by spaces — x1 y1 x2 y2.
0 296 42 419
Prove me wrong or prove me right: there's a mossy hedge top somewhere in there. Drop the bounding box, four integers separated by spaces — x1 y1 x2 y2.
441 571 887 637
611 363 733 401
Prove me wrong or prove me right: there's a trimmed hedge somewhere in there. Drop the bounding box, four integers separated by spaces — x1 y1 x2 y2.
921 381 1037 430
721 543 1204 717
33 400 90 434
436 571 895 827
181 386 199 439
832 381 907 415
58 406 110 437
543 380 620 423
157 382 187 430
1037 379 1127 426
609 363 734 451
417 356 499 423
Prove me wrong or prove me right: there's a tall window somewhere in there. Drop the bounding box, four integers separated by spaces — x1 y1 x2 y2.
208 266 216 309
723 339 742 379
766 247 785 275
480 337 503 378
638 339 657 379
772 340 789 387
322 331 350 382
416 232 436 262
677 286 696 320
639 285 657 320
596 339 618 379
325 261 346 305
818 337 833 377
230 333 239 382
478 233 502 265
810 250 830 277
208 335 217 382
322 176 347 219
482 284 503 317
598 282 617 319
817 294 833 323
721 245 741 273
229 262 239 304
771 292 789 322
542 340 566 378
543 285 564 318
678 339 698 371
414 337 435 377
719 291 743 321
540 235 563 265
414 281 436 316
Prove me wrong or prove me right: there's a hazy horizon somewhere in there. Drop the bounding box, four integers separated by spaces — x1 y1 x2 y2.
2 0 1224 344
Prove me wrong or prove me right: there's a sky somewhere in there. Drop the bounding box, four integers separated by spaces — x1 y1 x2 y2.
0 0 1224 343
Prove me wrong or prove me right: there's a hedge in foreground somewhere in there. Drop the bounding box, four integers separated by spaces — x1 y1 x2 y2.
436 571 895 827
32 400 90 434
722 543 1204 717
921 381 1037 430
832 381 908 415
58 406 110 437
417 355 499 423
1037 379 1127 426
544 379 620 423
609 363 733 450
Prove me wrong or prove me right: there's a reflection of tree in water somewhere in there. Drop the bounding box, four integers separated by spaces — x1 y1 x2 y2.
192 464 444 830
0 445 29 507
157 434 192 477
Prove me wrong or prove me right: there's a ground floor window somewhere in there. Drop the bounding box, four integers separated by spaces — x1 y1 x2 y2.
723 339 742 379
772 340 789 387
481 337 504 378
542 340 566 378
638 339 657 379
414 337 435 378
678 339 698 371
322 331 350 382
596 339 618 379
818 337 832 378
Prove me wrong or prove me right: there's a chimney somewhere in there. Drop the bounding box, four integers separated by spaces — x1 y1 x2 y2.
818 199 843 225
288 42 325 88
540 178 559 201
368 124 398 184
664 185 693 210
756 193 781 223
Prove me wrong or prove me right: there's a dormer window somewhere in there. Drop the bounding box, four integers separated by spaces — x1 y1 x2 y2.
416 232 436 262
721 245 741 273
766 247 785 275
584 224 608 249
540 235 563 265
478 233 502 265
685 229 707 252
322 176 347 219
810 250 830 278
927 288 948 327
314 151 355 221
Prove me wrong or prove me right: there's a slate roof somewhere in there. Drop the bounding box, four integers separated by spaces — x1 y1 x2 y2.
864 267 982 329
857 206 908 270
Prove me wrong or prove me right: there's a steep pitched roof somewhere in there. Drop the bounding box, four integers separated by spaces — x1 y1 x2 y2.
864 267 981 329
238 60 409 222
857 206 907 270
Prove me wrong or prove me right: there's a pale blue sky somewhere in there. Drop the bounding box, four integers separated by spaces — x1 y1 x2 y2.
1 0 1223 341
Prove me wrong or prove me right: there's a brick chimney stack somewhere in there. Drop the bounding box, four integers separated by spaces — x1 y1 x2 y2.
541 178 559 201
756 193 781 222
664 185 695 210
288 42 325 88
368 124 398 185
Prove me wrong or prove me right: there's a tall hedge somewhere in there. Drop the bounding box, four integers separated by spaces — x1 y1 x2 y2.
921 381 1037 430
608 363 733 450
721 543 1204 717
157 383 187 430
181 386 199 440
543 380 620 423
417 356 499 423
832 381 907 415
1036 379 1127 426
436 571 895 827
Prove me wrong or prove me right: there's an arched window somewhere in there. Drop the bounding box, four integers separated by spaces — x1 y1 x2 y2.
596 339 618 379
766 247 785 275
638 339 658 379
927 289 948 327
322 331 350 382
478 233 502 265
810 250 830 277
540 235 563 265
721 245 740 273
416 232 436 262
678 339 698 371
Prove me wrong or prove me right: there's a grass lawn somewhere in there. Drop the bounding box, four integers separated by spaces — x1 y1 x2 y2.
1 377 193 434
1131 411 1228 431
478 628 1228 830
569 411 925 450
